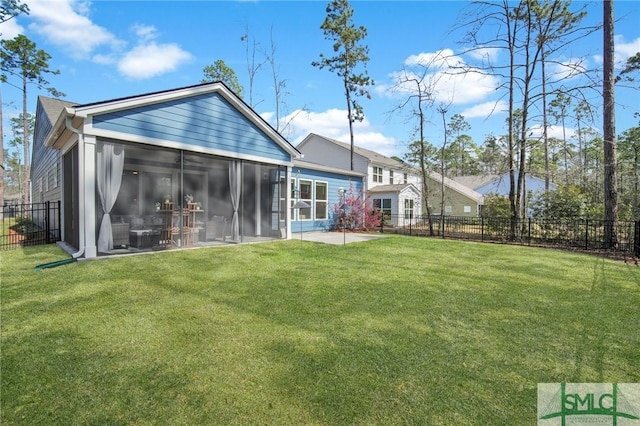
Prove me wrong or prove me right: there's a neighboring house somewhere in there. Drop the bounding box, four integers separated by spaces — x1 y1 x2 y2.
297 133 484 219
368 184 421 226
453 173 555 215
32 82 359 259
423 172 484 217
297 133 422 222
454 173 555 196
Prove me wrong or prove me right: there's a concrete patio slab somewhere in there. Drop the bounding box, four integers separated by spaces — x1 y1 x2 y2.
296 231 386 245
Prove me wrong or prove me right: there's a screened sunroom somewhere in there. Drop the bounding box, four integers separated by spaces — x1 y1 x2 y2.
96 142 287 254
41 83 300 259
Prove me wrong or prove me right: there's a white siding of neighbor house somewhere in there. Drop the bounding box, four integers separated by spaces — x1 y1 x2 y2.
370 186 421 226
297 135 369 175
367 164 421 191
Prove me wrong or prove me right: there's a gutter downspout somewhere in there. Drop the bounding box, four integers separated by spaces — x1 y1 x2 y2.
65 115 85 259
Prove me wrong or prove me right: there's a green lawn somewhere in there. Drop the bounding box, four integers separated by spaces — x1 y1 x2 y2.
1 236 638 425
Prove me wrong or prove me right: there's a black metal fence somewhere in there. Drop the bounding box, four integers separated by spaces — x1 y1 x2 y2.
380 215 640 257
1 201 61 250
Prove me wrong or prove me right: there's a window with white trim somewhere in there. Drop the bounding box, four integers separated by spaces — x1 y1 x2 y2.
403 173 408 184
373 198 391 220
315 181 328 220
298 179 312 220
445 205 452 213
373 166 383 183
389 170 394 184
463 205 471 213
404 199 414 219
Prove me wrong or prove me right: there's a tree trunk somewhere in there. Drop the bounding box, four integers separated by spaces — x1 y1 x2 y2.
22 73 30 206
603 0 618 247
542 55 550 192
344 75 354 171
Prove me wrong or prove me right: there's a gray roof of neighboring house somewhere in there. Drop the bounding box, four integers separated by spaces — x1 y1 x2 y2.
368 183 417 193
38 95 77 124
451 174 499 190
452 173 554 196
426 171 485 203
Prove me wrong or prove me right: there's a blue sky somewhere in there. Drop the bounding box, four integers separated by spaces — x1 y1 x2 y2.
1 0 639 159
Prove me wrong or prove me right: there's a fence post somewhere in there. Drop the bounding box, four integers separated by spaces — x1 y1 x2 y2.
481 216 484 242
57 200 61 242
585 219 589 250
45 201 51 243
528 218 531 245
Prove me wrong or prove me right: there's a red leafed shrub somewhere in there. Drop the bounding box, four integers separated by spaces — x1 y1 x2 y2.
332 184 382 231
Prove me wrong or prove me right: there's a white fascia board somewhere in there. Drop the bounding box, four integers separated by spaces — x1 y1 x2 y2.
293 160 366 177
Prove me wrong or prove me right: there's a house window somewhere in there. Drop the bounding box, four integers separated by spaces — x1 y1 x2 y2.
445 205 452 213
404 199 414 219
298 179 312 220
464 205 471 213
389 170 394 185
373 166 383 183
373 198 391 220
403 173 408 184
315 181 328 220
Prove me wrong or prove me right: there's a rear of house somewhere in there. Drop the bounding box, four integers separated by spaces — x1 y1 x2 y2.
32 83 359 258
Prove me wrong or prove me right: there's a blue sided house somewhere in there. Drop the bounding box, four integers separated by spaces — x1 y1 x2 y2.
33 82 362 259
290 159 365 233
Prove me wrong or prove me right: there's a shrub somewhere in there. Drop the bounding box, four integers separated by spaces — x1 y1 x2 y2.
529 185 598 220
481 194 511 218
332 184 382 231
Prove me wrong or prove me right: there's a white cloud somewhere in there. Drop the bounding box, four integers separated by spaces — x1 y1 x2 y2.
277 108 400 157
132 24 158 43
460 100 508 119
593 36 640 67
26 0 120 59
404 49 460 70
616 35 640 67
19 1 191 80
465 46 500 63
117 42 192 80
528 124 576 140
379 49 500 106
0 17 24 39
116 23 192 79
549 58 588 81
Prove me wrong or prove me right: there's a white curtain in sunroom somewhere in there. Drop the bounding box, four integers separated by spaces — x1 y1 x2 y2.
97 142 125 252
229 160 241 241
